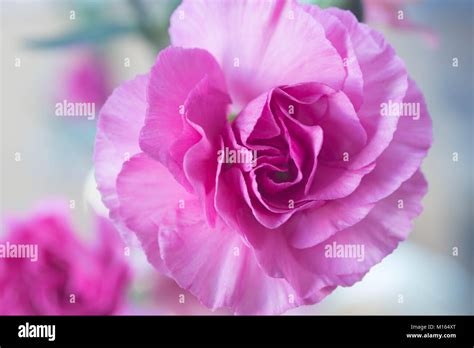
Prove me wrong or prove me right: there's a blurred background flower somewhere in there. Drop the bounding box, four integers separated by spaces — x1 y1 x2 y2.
362 0 439 47
55 48 110 109
0 200 130 315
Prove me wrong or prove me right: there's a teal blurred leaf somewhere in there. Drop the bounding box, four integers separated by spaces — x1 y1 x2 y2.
25 22 138 49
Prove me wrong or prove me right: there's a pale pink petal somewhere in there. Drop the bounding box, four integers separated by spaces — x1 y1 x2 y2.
296 170 428 286
158 200 329 314
328 8 408 169
342 78 432 204
306 163 375 201
302 5 364 110
116 152 194 275
233 93 279 146
94 74 148 218
139 47 229 192
182 77 231 225
287 79 431 249
91 0 434 315
363 0 439 48
170 0 345 109
249 170 427 298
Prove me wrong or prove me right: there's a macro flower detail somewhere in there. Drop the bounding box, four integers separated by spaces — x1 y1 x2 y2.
0 200 130 315
94 0 432 314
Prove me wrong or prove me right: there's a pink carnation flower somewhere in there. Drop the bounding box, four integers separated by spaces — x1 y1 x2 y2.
94 0 432 314
0 200 130 315
363 0 438 47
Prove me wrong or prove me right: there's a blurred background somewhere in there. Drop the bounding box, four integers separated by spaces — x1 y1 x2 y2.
0 0 472 315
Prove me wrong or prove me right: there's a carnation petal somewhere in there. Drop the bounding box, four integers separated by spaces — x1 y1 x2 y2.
302 5 364 110
347 78 433 204
116 152 194 275
139 47 229 192
328 8 408 169
94 74 148 218
296 170 428 286
170 0 345 108
249 170 427 298
158 200 321 315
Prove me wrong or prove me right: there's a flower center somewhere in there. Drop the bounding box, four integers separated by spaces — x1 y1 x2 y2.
227 112 238 123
